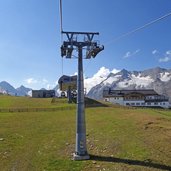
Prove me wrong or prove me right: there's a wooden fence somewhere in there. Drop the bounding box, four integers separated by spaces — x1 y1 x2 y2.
0 106 76 113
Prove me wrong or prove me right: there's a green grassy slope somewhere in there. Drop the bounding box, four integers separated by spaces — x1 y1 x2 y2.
0 96 72 109
0 96 171 171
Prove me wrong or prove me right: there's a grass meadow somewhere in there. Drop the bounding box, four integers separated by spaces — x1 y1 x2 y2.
0 95 171 171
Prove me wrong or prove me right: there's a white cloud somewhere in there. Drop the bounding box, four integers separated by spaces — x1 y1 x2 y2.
123 49 140 58
24 78 54 90
42 79 48 84
25 78 38 84
159 50 171 63
46 83 56 90
123 52 131 58
46 84 51 90
135 49 140 53
111 68 120 74
159 57 171 63
25 78 49 85
84 67 120 93
166 50 171 55
55 80 59 85
152 49 159 55
93 67 110 78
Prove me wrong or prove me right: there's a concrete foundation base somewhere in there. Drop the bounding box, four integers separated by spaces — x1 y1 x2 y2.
73 153 90 160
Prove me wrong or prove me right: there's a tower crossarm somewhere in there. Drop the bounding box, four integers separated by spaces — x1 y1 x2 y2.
63 41 97 48
62 31 99 43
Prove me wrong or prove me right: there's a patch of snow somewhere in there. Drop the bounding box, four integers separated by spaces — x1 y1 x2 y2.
117 74 154 88
117 80 129 88
103 77 119 85
131 74 154 87
111 69 120 74
160 72 171 82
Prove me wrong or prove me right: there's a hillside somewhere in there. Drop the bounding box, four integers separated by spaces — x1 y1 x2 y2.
0 96 171 171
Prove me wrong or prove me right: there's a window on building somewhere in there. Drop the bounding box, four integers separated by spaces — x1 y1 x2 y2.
163 102 165 105
154 102 158 105
126 103 130 106
147 102 151 105
141 103 145 105
136 103 140 106
131 103 135 106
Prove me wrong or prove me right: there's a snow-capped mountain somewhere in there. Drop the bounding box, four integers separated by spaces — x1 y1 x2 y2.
87 67 171 102
84 67 120 93
0 81 18 95
0 81 31 96
16 85 32 96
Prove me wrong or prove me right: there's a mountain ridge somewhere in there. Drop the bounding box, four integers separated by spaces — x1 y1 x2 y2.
0 81 32 96
1 67 171 101
87 67 171 102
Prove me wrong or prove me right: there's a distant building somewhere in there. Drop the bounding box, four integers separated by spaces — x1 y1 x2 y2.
32 90 55 98
103 89 170 109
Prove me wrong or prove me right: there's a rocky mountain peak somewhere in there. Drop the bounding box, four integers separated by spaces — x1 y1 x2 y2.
118 69 130 79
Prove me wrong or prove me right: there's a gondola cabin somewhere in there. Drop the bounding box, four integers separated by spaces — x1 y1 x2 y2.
58 75 77 91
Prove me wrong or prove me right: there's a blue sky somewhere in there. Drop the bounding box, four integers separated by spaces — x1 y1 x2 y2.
0 0 171 89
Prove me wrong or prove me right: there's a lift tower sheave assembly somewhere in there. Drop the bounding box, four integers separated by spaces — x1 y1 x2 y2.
60 31 104 160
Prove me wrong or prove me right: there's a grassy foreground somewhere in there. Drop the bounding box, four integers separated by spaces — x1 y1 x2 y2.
0 96 171 171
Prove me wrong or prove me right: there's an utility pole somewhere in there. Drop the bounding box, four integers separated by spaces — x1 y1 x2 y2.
61 31 104 160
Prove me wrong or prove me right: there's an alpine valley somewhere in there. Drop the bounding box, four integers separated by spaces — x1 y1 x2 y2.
1 67 171 102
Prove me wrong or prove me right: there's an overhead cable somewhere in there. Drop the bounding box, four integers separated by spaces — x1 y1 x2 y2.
59 0 64 75
105 11 171 45
59 0 63 33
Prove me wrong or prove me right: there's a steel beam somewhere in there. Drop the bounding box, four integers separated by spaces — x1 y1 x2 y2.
73 46 89 160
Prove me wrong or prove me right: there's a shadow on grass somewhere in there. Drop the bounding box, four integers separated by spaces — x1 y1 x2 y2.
85 97 109 108
90 155 171 171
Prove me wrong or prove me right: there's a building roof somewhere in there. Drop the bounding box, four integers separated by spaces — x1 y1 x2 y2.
58 75 77 84
32 90 55 92
103 89 158 97
58 75 77 91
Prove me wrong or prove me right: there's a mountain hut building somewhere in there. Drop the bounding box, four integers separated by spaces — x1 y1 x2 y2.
32 90 55 98
103 89 170 109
